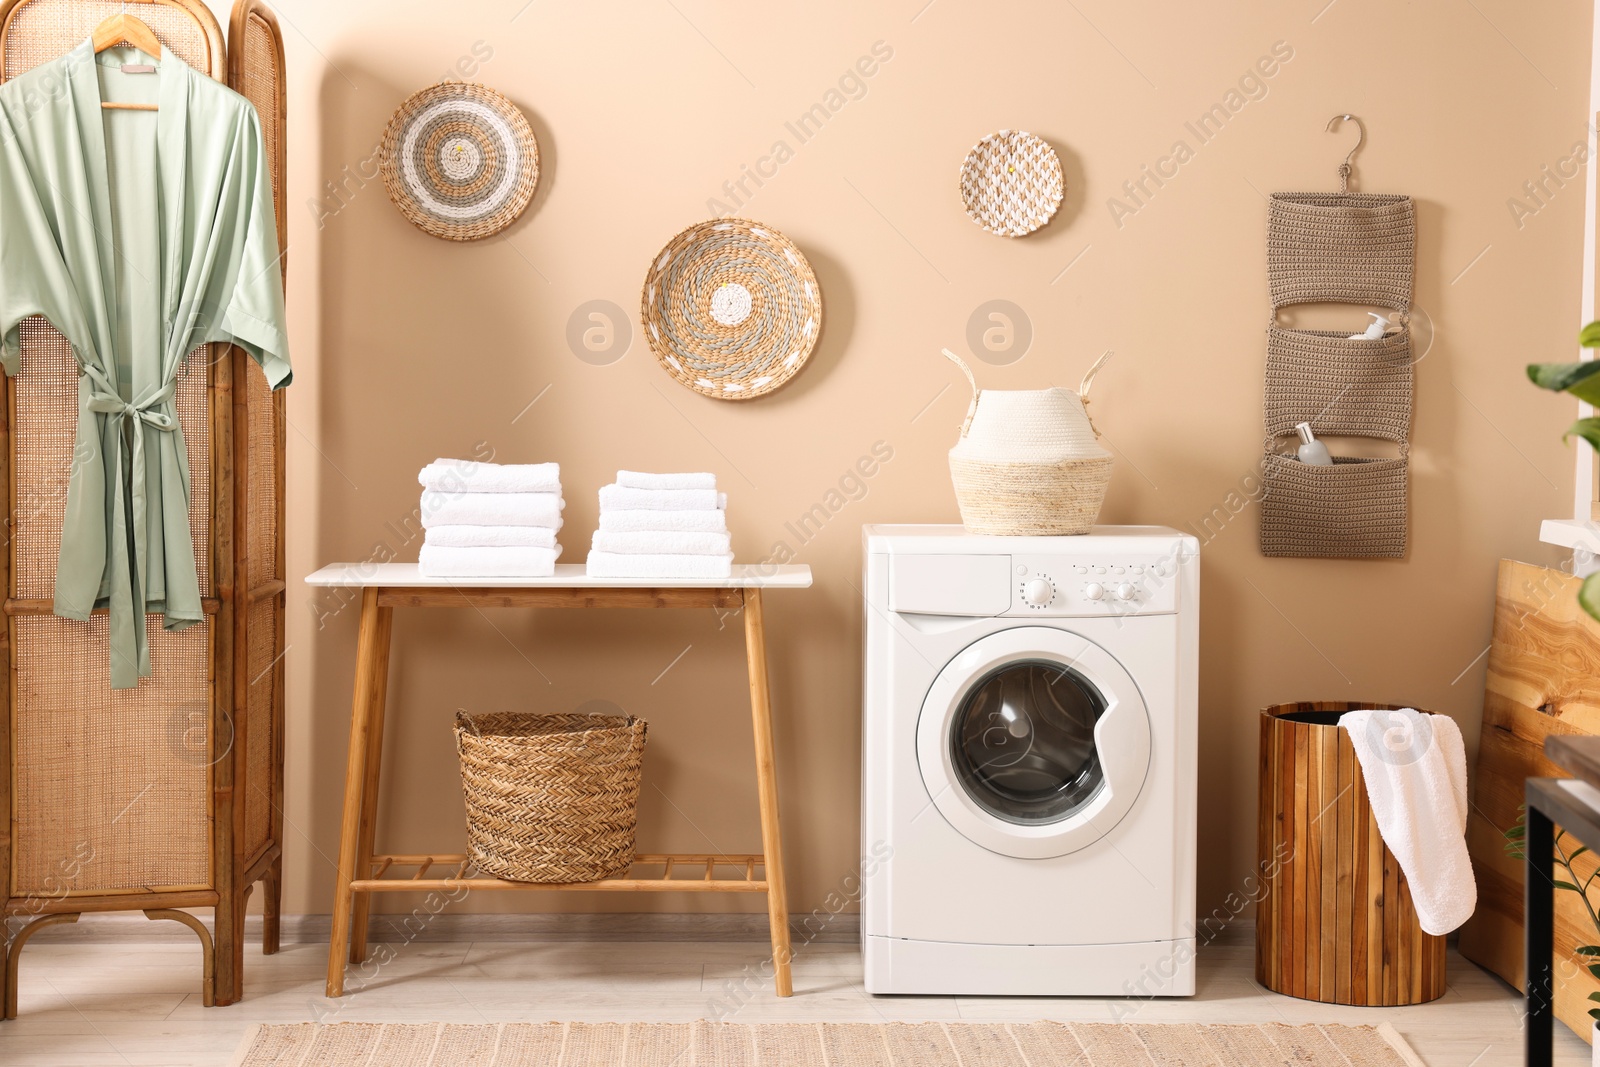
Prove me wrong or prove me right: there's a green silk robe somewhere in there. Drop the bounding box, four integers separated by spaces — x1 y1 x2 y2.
0 41 291 688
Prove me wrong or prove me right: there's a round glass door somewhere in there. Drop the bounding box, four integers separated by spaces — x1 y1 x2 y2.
916 626 1150 859
950 660 1107 825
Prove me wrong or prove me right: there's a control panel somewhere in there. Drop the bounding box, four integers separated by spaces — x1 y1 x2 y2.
1008 551 1183 616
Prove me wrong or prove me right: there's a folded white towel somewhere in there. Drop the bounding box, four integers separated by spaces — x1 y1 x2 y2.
421 491 564 529
586 552 733 579
598 485 726 512
617 470 718 490
419 459 561 494
1339 708 1475 936
419 544 562 578
426 525 558 549
598 509 728 534
592 530 732 555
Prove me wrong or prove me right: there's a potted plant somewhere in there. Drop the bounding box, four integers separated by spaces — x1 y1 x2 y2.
1529 323 1600 620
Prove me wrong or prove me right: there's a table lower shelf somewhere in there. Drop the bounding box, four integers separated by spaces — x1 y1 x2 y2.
351 853 769 893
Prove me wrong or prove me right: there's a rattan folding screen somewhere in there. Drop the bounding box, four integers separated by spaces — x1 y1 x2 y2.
0 0 288 1014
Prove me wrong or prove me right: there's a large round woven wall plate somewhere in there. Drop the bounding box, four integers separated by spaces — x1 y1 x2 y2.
379 82 540 242
641 219 822 400
959 129 1065 237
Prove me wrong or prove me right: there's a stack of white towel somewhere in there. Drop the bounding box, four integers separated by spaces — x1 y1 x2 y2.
587 471 732 578
417 459 564 577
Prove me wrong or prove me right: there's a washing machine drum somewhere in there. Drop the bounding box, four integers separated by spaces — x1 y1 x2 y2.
916 627 1152 859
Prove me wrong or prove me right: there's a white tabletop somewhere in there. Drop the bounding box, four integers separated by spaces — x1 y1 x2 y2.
304 562 813 589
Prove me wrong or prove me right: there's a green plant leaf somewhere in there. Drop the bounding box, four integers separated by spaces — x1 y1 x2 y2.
1508 825 1527 840
1580 321 1600 348
1580 574 1600 625
1578 945 1600 956
1529 361 1600 405
1565 418 1600 454
1555 880 1582 891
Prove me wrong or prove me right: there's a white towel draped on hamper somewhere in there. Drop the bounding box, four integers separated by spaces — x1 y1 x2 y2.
1338 708 1475 936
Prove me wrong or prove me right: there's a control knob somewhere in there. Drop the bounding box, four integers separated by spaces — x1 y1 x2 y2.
1114 583 1137 601
1022 578 1054 607
1083 582 1105 601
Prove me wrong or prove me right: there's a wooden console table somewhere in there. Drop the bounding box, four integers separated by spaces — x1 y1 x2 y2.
305 562 813 998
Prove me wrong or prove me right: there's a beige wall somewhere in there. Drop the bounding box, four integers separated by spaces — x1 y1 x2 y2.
275 0 1592 919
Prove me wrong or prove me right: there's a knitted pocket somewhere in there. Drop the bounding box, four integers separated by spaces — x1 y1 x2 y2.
1267 192 1415 313
1264 327 1413 444
1259 452 1408 559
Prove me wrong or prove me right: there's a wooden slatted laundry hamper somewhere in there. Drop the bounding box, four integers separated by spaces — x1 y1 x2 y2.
0 0 289 1016
1255 701 1447 1006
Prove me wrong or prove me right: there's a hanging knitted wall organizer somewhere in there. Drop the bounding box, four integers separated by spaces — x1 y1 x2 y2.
1260 115 1415 559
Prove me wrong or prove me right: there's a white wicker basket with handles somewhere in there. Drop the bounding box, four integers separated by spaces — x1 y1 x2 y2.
944 348 1115 535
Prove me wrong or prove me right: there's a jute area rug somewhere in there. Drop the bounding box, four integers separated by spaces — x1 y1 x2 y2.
228 1020 1427 1066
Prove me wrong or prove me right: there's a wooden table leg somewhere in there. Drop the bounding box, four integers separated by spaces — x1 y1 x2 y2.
743 589 793 997
349 598 395 966
1526 799 1555 1067
326 588 393 997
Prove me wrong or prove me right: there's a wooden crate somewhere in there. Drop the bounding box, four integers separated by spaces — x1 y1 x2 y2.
1256 701 1447 1005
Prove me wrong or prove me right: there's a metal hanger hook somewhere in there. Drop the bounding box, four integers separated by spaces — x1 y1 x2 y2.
1326 113 1365 189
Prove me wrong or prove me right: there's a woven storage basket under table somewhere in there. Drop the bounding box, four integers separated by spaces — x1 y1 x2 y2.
454 712 647 883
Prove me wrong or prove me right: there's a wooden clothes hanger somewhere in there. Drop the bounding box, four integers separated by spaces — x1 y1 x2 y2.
90 5 161 112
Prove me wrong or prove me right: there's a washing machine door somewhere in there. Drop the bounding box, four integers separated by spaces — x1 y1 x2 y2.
916 626 1151 859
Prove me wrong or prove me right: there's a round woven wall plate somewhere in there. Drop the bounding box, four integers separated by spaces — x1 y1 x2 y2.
959 129 1064 237
641 219 822 400
379 82 539 242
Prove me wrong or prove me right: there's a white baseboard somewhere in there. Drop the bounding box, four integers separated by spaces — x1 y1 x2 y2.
9 910 862 945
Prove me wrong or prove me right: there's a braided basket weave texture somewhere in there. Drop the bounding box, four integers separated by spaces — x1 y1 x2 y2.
944 350 1113 535
1267 192 1414 312
454 712 646 883
379 82 540 242
1264 328 1413 444
1260 453 1408 559
958 129 1064 237
641 218 821 399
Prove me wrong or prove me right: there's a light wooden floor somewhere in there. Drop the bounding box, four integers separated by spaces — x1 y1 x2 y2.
0 935 1587 1065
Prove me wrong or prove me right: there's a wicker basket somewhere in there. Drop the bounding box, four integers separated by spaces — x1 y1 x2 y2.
944 348 1114 535
453 712 646 883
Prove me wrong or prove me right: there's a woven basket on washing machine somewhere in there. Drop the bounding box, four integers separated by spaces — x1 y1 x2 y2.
943 349 1114 536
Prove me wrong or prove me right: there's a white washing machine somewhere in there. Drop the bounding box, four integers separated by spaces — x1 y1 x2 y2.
861 524 1198 996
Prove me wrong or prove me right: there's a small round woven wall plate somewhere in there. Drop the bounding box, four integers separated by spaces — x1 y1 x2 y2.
641 219 822 400
959 129 1064 237
379 82 539 242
